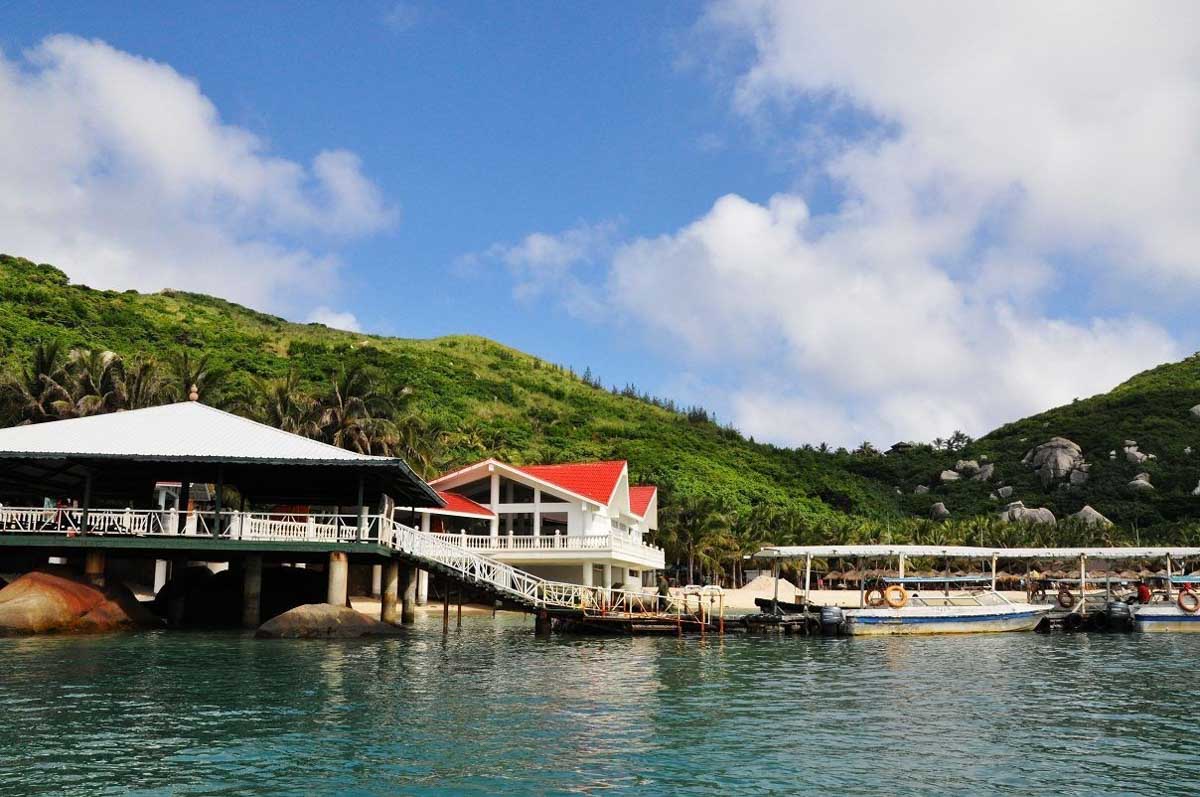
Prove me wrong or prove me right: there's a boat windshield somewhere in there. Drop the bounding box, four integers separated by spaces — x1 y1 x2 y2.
906 591 1008 608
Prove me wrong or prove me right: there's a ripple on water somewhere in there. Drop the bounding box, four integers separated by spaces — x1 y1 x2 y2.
2 617 1200 795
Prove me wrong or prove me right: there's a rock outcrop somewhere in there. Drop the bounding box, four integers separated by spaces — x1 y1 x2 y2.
997 485 1014 499
972 463 995 482
1124 441 1149 464
1191 404 1200 418
1192 480 1200 497
930 502 950 520
1127 472 1154 492
954 460 980 477
1022 438 1085 486
939 470 960 482
913 484 930 495
256 604 403 639
1069 466 1090 487
0 571 161 634
999 501 1056 525
1071 505 1113 527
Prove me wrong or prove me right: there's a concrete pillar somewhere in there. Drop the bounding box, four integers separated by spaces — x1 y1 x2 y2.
401 565 418 624
371 564 383 597
582 563 593 586
534 489 542 538
489 472 500 538
242 555 263 629
153 559 169 594
327 552 349 606
535 609 551 637
84 549 105 587
603 563 612 589
380 560 400 624
417 569 429 605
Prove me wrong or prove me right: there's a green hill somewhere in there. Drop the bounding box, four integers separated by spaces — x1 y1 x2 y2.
0 253 897 523
861 358 1200 538
4 252 1200 545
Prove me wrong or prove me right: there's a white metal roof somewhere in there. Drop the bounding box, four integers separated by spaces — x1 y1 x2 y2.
0 401 381 462
756 544 1200 560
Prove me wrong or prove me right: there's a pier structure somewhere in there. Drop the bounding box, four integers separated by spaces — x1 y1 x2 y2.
0 401 691 631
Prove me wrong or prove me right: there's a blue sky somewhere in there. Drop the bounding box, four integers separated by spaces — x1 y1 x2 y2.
0 2 1196 446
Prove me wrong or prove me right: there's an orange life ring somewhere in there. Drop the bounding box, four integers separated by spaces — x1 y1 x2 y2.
1057 588 1074 609
865 587 886 607
884 584 909 609
1178 591 1200 614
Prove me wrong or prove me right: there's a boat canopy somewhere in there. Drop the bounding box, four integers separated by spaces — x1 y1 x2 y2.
883 576 992 585
755 545 1200 560
1170 576 1200 584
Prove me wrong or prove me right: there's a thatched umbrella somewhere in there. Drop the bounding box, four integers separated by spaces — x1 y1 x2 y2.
842 569 861 584
825 570 843 584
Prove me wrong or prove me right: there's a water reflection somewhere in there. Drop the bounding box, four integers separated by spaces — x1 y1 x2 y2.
1 618 1199 795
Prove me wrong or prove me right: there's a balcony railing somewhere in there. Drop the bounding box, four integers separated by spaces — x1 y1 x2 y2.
428 531 664 563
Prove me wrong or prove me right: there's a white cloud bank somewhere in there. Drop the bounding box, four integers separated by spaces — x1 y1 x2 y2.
305 306 363 333
0 35 394 316
490 3 1197 446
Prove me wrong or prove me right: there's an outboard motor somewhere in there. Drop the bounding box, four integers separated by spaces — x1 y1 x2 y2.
1104 600 1134 632
819 606 845 636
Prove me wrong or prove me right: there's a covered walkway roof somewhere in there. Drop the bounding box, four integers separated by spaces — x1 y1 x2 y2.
755 544 1200 560
0 402 442 507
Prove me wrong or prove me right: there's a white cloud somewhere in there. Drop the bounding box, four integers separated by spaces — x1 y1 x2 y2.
0 35 395 316
305 307 363 333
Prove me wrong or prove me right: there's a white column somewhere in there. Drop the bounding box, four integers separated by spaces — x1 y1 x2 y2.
603 563 612 589
504 480 514 534
371 564 383 597
417 569 429 605
533 489 542 538
489 473 500 538
153 559 169 594
582 562 593 586
420 513 431 533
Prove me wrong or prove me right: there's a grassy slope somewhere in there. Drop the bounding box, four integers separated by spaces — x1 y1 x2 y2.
0 254 897 521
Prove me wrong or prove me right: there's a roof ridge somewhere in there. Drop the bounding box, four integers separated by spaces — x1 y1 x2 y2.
186 402 387 461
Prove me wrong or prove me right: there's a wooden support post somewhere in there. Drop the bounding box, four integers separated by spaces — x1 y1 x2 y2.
991 555 998 592
381 560 399 624
1166 556 1174 601
84 548 105 586
534 609 551 637
457 589 463 628
242 554 262 629
80 470 93 534
401 565 417 624
442 584 450 633
213 465 223 536
803 554 812 607
1079 555 1087 615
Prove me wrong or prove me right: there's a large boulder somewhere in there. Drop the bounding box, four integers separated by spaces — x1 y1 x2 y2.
1069 466 1090 487
939 470 960 482
1191 405 1200 418
972 463 995 482
256 603 402 639
997 485 1014 499
913 484 930 495
930 502 950 520
999 501 1056 525
1022 438 1084 485
0 571 161 634
954 459 980 476
1127 473 1154 492
1071 505 1113 527
1123 441 1149 464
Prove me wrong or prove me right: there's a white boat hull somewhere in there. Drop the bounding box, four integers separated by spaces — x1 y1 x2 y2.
1133 605 1200 632
844 604 1047 636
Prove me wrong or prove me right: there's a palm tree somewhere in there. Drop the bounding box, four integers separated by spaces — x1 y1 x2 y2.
66 348 127 417
123 359 166 410
658 495 734 585
1 341 74 424
319 364 396 454
165 350 223 404
246 370 322 437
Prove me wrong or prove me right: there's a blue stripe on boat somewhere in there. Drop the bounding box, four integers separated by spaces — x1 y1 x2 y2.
849 611 1041 625
1135 613 1200 622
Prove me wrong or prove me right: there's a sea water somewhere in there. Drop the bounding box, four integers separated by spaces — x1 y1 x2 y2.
1 613 1197 796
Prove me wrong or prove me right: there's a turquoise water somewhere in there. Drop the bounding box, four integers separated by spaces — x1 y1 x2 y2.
2 613 1198 796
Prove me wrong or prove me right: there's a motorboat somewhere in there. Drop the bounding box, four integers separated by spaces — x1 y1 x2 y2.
843 576 1049 636
1133 576 1200 632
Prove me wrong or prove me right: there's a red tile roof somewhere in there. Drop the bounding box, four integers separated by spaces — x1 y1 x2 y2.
435 490 494 517
629 485 657 518
517 460 627 505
